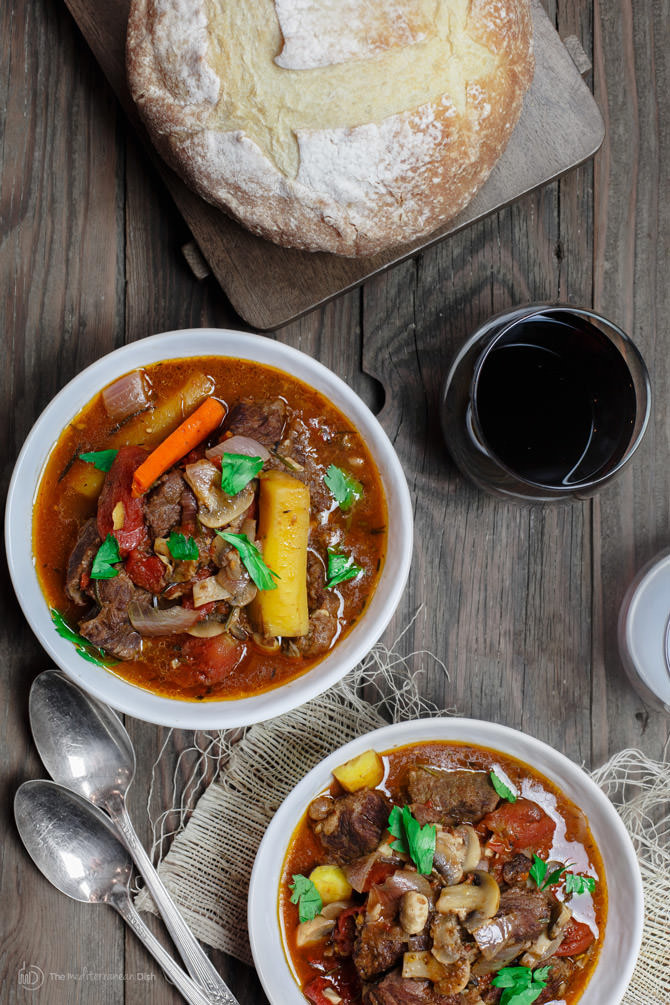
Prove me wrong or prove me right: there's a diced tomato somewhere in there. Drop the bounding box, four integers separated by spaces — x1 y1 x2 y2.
125 549 166 593
361 860 398 892
481 798 555 854
333 905 364 957
178 633 246 686
554 919 596 957
97 445 149 556
303 976 337 1005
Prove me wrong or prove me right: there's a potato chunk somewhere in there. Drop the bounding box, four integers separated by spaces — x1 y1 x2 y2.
332 749 384 793
308 865 353 905
249 470 310 637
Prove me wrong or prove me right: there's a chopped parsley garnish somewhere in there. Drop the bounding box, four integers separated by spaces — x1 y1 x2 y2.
167 532 199 561
289 874 322 923
388 805 436 876
529 854 567 891
216 531 279 591
564 872 597 896
220 453 264 495
90 534 121 580
492 965 551 1005
529 855 598 896
51 609 118 669
490 769 517 803
326 548 362 589
323 464 363 511
78 449 118 472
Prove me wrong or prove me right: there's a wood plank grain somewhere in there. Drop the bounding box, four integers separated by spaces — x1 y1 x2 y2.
0 0 126 1000
591 0 670 763
61 0 604 330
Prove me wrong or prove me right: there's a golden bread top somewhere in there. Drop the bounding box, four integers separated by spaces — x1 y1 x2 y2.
128 0 534 255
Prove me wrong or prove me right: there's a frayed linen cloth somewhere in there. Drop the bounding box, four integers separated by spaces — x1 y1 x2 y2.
135 640 670 1002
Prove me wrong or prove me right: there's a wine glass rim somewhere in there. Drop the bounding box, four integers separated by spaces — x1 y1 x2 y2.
469 304 651 494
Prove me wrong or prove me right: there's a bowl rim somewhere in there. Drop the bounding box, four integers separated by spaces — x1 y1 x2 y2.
248 717 644 1005
5 328 413 728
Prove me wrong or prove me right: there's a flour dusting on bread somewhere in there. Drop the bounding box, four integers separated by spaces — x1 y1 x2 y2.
126 0 534 256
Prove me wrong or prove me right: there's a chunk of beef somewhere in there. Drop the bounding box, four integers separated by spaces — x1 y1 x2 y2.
470 888 553 963
65 518 101 604
353 923 407 981
294 608 338 655
408 768 500 827
224 397 286 447
366 971 482 1005
535 957 577 1003
78 571 147 660
214 545 257 607
306 549 327 611
313 788 391 865
501 853 533 887
143 469 186 539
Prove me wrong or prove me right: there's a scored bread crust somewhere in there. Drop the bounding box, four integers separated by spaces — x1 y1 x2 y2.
126 0 534 257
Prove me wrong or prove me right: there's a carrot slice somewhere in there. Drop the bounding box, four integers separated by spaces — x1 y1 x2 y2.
131 397 225 496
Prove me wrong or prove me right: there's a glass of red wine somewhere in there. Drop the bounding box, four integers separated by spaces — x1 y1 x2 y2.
441 305 651 502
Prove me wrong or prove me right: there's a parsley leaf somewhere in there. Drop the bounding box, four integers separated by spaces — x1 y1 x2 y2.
564 872 597 896
90 534 121 580
289 874 322 923
529 854 567 891
492 965 550 1005
490 769 517 803
220 453 264 495
326 548 362 589
216 531 278 591
323 465 363 511
167 532 199 561
388 805 436 875
50 609 118 669
78 449 118 472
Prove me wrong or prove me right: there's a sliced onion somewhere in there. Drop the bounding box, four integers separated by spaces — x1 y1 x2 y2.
128 601 199 637
102 370 149 421
206 435 270 463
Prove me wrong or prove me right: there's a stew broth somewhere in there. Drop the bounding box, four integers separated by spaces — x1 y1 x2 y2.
33 357 387 701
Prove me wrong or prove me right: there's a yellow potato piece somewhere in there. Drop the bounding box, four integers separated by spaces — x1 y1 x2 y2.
309 865 353 905
332 749 384 793
249 470 310 638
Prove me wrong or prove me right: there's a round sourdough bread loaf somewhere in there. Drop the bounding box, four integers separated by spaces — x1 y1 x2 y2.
126 0 534 257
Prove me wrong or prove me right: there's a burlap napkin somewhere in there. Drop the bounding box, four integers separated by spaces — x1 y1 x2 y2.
135 642 670 1002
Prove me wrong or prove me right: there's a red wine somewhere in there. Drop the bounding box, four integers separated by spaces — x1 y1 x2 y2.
474 314 637 487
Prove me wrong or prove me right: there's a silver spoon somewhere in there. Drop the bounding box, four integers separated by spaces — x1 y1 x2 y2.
15 779 217 1005
29 669 236 1005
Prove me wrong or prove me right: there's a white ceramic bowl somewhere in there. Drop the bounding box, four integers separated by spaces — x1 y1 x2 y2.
5 329 413 728
249 718 644 1005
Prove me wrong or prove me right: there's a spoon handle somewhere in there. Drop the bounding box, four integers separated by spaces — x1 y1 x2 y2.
108 797 236 1004
112 892 232 1005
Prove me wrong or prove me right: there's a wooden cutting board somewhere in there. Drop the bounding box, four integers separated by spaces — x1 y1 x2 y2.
63 0 604 331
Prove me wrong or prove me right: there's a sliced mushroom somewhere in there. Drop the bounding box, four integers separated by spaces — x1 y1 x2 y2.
320 900 353 920
436 870 500 924
399 891 430 935
295 916 335 947
434 824 481 885
435 959 471 996
187 621 227 638
308 795 334 821
183 459 255 529
431 914 468 966
520 901 573 968
192 575 231 608
402 951 446 983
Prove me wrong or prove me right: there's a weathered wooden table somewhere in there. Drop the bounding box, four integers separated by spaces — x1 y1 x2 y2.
1 1 669 1002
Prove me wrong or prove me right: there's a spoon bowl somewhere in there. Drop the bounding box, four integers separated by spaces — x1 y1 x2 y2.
15 778 131 903
29 669 134 805
14 780 220 1005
